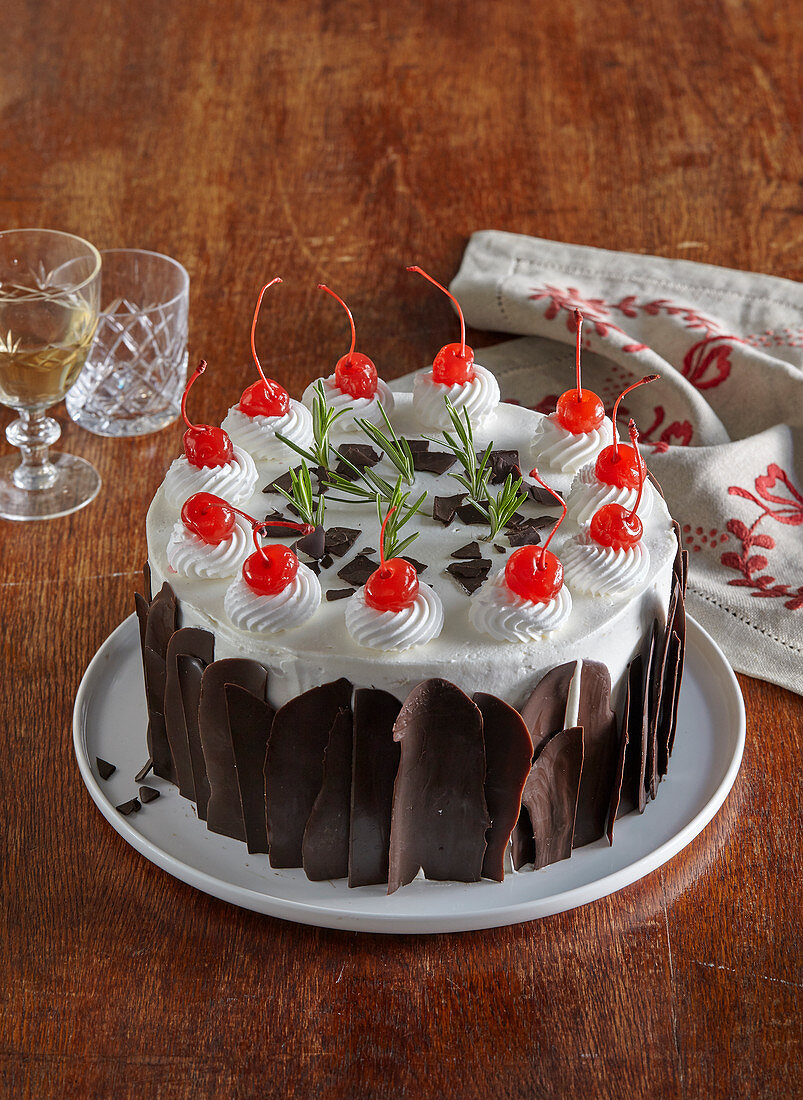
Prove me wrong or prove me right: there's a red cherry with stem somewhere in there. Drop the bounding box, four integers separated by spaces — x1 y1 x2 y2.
181 360 234 468
238 278 291 418
594 374 659 488
406 266 476 385
555 310 605 433
589 421 646 549
505 470 567 602
242 524 300 596
364 506 420 612
318 284 378 399
181 493 236 545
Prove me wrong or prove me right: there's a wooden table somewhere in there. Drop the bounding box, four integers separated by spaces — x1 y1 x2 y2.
2 1 800 1096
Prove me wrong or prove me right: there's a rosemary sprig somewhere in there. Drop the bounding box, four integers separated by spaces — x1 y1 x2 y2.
324 460 398 504
354 404 416 485
480 472 529 540
275 380 348 470
376 481 427 559
426 395 492 504
274 460 325 527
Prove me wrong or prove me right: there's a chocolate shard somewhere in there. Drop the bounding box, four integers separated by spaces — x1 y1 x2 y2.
452 541 482 559
139 785 160 804
387 679 489 893
507 519 548 547
456 502 488 525
324 526 360 558
474 693 533 882
143 561 152 601
96 758 116 781
572 661 620 848
226 684 275 854
513 727 584 870
503 510 527 530
639 623 660 812
116 798 141 816
666 585 687 760
302 707 353 880
658 628 682 778
326 587 355 602
445 558 492 595
265 678 353 868
164 628 215 801
349 688 402 888
519 662 575 758
141 582 178 782
178 656 211 819
296 524 326 560
493 544 506 554
401 555 427 574
199 659 269 842
612 654 645 825
263 465 322 497
412 449 457 475
526 484 563 506
134 757 153 783
403 438 429 453
358 547 377 556
337 553 379 587
320 553 334 569
261 510 296 537
134 592 149 652
647 470 665 498
334 443 381 478
477 448 520 484
646 586 680 799
432 493 465 525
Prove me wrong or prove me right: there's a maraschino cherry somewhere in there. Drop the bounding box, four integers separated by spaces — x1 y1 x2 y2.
589 421 646 550
242 525 302 597
181 360 234 468
238 278 292 418
318 284 378 399
364 507 420 612
505 470 567 603
594 374 659 488
407 266 475 385
181 493 236 545
554 310 605 433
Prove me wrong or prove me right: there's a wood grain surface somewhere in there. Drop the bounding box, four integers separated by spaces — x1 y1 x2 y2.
1 1 800 1096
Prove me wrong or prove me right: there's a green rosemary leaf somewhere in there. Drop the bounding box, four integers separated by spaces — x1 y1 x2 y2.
273 432 317 466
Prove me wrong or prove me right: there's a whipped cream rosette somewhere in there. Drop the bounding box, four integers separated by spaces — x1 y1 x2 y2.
568 461 654 526
167 512 253 579
221 401 313 461
469 569 573 641
345 581 444 651
529 412 613 475
561 533 651 597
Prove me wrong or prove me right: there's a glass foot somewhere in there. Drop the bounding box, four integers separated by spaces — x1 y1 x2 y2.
0 452 101 520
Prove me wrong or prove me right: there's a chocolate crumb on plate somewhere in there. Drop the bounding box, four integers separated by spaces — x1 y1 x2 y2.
139 785 160 804
432 493 465 525
326 588 355 601
116 798 141 816
337 554 380 587
96 757 116 781
451 541 482 559
134 757 153 782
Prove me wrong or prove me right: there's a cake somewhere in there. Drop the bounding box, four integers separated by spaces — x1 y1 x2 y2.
135 279 687 892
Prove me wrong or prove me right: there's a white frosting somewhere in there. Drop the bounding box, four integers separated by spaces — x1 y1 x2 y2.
166 515 252 579
221 400 313 461
223 563 322 634
469 570 573 642
568 462 654 526
301 375 395 432
530 413 613 475
345 582 444 651
163 445 258 508
412 363 500 429
561 533 651 597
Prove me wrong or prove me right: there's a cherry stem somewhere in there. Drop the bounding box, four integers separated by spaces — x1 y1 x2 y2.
250 278 283 386
574 310 583 400
318 284 356 359
627 420 645 519
528 469 567 567
407 266 466 358
611 374 660 459
181 360 207 430
378 505 396 575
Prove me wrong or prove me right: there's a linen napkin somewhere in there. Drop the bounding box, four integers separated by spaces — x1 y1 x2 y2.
448 232 803 694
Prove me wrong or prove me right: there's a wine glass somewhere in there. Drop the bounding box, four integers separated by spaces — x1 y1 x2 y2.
0 228 102 520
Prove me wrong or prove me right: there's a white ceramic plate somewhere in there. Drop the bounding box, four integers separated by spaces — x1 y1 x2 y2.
73 614 745 934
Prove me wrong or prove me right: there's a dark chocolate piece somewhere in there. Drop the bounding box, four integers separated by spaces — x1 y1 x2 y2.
646 586 680 799
513 727 584 870
199 659 269 843
503 511 527 530
143 560 152 601
302 707 354 880
349 688 402 888
134 757 153 783
116 798 141 816
265 678 353 868
96 758 116 781
451 541 481 559
647 470 665 498
456 502 488 525
262 466 306 496
139 785 160 804
611 654 645 827
519 662 575 758
324 526 360 558
358 547 377 556
326 587 356 601
141 582 178 783
334 443 381 478
493 544 506 554
572 661 619 848
639 623 660 812
432 493 465 525
658 631 681 778
320 553 334 569
134 591 149 652
337 554 379 587
474 693 533 882
666 585 687 760
445 558 492 595
412 449 457 475
478 448 520 484
507 520 546 547
261 510 296 537
387 679 489 893
177 656 211 818
296 524 326 560
401 555 427 574
164 628 215 801
526 484 563 506
403 438 429 453
226 683 275 854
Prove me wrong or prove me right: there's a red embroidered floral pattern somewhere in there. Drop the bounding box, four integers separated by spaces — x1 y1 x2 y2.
721 464 803 610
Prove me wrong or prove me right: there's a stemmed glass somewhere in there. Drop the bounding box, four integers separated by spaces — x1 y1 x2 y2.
0 229 102 520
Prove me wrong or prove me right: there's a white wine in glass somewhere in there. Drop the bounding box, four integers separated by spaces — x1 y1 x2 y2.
0 229 102 520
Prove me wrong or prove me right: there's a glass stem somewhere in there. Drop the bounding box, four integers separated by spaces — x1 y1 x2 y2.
6 407 61 491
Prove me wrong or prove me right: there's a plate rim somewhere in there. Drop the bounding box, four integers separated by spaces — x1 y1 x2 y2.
73 614 746 934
